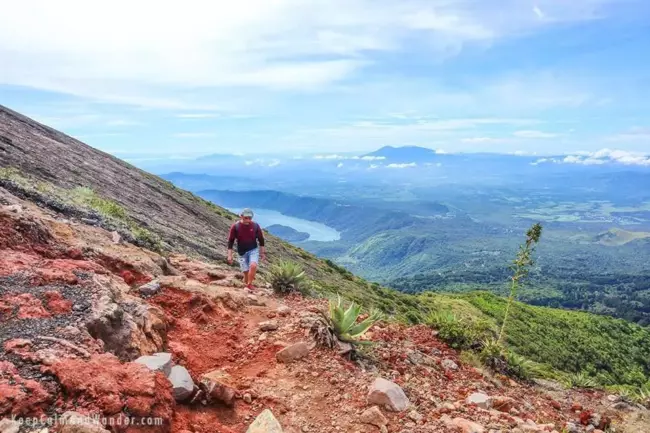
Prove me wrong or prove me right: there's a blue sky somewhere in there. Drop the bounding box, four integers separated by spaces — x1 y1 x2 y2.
1 0 649 160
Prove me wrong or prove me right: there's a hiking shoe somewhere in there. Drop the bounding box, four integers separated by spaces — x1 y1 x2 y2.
246 284 257 290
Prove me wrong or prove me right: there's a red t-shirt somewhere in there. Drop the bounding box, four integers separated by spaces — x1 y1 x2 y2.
228 222 265 255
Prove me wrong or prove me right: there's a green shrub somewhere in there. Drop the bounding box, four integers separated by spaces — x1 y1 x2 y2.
427 311 491 350
70 187 127 220
268 261 306 294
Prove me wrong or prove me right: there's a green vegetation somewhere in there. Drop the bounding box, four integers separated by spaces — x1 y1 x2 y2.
498 222 542 345
267 261 307 294
70 187 128 219
310 294 382 351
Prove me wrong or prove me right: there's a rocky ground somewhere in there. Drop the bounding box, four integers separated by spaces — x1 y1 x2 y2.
1 187 649 433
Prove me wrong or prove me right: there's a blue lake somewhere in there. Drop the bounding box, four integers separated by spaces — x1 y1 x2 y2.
226 207 341 242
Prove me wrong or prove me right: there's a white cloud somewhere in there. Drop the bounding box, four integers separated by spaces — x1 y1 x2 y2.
337 162 344 168
533 6 545 19
386 162 417 168
0 0 623 108
513 130 558 139
268 159 281 167
360 155 386 160
532 148 650 166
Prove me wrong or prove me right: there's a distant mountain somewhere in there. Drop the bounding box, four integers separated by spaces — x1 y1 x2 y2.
364 145 440 162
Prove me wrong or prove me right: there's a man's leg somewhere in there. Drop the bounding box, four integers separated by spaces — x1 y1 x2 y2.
239 253 250 284
247 249 260 287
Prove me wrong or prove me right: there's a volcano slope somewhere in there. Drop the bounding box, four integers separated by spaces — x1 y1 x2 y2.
0 104 649 433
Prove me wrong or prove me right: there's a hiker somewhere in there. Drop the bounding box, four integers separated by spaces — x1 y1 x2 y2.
227 208 266 289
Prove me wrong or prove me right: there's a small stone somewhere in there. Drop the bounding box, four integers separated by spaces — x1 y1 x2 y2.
139 280 161 296
247 294 266 306
134 352 172 376
489 396 516 412
585 426 595 433
59 411 110 433
260 320 279 331
466 392 490 409
169 365 194 401
379 426 388 433
367 377 410 412
111 231 121 244
2 204 22 213
276 342 310 363
277 305 292 316
200 369 237 407
0 419 20 433
452 417 485 433
81 218 99 226
442 359 459 370
564 422 579 433
243 393 253 404
246 409 283 433
359 406 388 427
408 410 423 422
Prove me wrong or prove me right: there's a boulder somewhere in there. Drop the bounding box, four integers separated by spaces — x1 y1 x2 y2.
139 280 161 296
276 342 310 363
0 419 20 433
259 321 279 332
466 392 490 409
367 377 410 412
451 418 485 433
200 369 237 407
168 365 194 401
110 231 121 244
134 352 172 376
59 411 111 433
359 406 388 427
246 409 283 433
441 359 459 370
276 305 291 316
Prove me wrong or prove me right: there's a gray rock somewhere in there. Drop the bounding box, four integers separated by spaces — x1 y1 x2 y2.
276 342 310 363
168 365 194 401
111 231 121 244
367 377 410 412
442 359 459 370
139 280 161 296
259 320 279 331
134 352 172 376
564 422 580 433
0 418 20 433
246 409 283 432
81 218 99 226
59 411 110 433
466 392 490 409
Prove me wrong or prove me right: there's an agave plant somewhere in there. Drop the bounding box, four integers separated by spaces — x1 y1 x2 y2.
479 337 507 373
564 372 598 389
267 261 306 294
504 351 537 380
310 295 382 353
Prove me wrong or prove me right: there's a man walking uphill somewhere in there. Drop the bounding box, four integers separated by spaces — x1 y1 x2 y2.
227 208 266 290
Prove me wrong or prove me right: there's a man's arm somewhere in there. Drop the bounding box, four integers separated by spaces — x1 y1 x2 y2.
227 224 236 264
257 224 266 260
